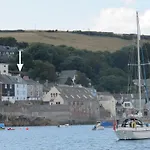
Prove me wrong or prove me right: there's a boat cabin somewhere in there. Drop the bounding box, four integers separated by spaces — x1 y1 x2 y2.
121 118 145 128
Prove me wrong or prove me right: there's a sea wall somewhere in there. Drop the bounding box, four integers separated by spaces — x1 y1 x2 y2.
0 101 111 126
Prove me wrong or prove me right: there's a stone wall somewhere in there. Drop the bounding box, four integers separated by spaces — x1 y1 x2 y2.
0 101 111 124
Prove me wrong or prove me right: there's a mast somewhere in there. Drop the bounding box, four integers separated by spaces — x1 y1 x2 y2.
136 11 142 114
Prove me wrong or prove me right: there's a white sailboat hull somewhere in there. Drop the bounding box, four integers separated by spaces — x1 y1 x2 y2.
115 127 150 140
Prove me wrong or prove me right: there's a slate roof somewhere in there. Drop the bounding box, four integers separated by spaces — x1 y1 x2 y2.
55 84 97 101
0 74 13 84
23 76 41 85
0 75 27 84
57 70 77 84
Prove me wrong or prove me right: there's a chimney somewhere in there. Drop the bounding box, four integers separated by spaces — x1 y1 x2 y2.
23 76 29 80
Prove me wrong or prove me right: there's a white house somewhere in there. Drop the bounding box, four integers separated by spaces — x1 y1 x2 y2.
12 76 27 100
0 63 9 75
97 92 116 117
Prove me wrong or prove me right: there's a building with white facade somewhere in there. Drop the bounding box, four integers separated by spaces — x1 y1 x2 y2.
0 63 9 75
12 76 27 101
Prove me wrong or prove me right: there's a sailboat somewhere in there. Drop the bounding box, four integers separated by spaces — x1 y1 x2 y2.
114 11 150 140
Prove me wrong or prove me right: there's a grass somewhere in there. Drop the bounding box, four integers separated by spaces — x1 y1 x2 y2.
0 31 148 52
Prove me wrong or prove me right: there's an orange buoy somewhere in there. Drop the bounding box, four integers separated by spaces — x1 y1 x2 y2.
26 127 29 130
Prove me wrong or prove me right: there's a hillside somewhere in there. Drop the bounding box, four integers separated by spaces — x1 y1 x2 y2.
0 31 140 52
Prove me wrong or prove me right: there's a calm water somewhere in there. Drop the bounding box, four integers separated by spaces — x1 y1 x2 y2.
1 125 150 150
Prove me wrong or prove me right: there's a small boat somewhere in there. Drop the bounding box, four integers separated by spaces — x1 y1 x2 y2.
114 117 150 140
92 121 104 130
0 123 5 130
57 124 70 127
7 127 15 130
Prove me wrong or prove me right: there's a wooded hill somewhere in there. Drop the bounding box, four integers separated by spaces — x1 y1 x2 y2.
0 30 150 52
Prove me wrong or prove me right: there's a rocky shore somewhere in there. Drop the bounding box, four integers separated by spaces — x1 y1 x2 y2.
0 114 56 126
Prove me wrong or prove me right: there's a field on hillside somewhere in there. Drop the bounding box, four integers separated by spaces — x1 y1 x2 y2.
0 31 140 52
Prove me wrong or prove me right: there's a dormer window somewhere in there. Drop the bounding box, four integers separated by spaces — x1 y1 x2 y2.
71 95 74 98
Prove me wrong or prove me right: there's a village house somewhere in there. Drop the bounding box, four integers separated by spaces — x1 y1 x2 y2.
0 75 28 103
57 70 77 85
0 45 17 63
0 63 9 75
11 75 27 101
43 84 103 120
0 74 15 103
23 76 43 100
97 92 116 118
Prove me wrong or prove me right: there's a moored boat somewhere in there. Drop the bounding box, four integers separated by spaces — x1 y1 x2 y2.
0 123 5 130
114 117 150 140
92 121 104 130
114 11 150 140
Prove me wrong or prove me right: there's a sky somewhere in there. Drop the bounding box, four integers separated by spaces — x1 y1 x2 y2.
1 0 150 34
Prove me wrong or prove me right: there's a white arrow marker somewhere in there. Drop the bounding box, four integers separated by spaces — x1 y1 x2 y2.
17 50 23 71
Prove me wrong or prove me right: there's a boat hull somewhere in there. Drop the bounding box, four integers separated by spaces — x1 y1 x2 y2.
92 126 104 130
115 127 150 140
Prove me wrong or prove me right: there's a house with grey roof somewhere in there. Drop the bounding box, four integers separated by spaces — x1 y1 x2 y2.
57 70 77 85
23 76 43 100
43 84 102 120
57 70 91 87
0 74 28 102
0 74 15 103
11 75 27 101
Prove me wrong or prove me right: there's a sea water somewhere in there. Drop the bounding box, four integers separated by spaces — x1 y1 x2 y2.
0 125 150 150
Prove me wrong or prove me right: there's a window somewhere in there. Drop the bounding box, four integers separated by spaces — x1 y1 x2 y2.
10 85 12 89
53 93 55 97
56 102 60 104
56 93 58 96
77 95 80 98
65 95 68 98
125 102 131 107
83 95 87 99
4 65 6 67
51 93 53 97
7 91 10 96
3 70 6 73
5 84 7 89
17 84 18 88
17 90 19 94
71 95 74 98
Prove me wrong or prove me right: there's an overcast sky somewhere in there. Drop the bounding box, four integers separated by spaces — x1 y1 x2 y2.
1 0 150 34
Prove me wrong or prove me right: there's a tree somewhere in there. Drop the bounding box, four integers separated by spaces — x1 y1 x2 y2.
0 37 17 46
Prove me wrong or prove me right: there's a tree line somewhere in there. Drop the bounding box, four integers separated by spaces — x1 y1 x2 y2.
1 37 150 93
